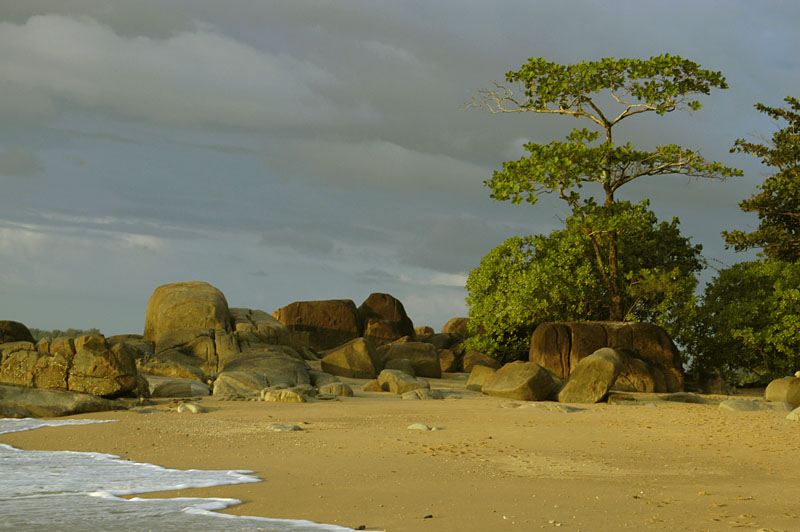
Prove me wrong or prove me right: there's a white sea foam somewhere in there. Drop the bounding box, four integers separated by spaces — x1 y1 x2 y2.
0 418 375 531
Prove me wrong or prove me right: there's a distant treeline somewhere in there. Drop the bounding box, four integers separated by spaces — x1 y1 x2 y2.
28 328 102 341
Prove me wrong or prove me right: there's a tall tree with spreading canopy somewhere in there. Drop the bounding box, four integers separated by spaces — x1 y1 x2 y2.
468 55 741 321
723 96 800 261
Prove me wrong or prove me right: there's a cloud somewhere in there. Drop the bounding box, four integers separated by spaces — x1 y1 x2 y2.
259 227 335 256
0 146 44 177
0 15 371 129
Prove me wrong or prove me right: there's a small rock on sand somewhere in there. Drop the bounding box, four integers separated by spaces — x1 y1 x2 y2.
407 423 442 431
267 423 303 432
176 402 207 414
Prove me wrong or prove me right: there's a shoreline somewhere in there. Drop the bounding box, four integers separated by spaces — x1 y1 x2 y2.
2 380 799 531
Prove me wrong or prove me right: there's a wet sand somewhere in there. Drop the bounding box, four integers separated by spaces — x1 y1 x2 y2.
2 377 798 532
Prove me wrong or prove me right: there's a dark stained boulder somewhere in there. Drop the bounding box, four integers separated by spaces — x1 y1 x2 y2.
462 351 502 373
529 321 683 392
482 361 559 401
272 299 361 351
0 321 35 344
357 293 414 347
143 281 232 342
378 341 441 378
438 349 461 373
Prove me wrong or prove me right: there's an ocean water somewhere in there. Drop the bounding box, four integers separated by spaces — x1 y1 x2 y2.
0 418 373 532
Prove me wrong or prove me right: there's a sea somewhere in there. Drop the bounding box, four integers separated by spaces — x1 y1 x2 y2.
0 418 374 532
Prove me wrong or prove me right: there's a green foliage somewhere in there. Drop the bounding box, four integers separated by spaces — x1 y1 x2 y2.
464 203 703 361
470 54 740 321
28 327 102 341
724 96 800 261
689 260 800 381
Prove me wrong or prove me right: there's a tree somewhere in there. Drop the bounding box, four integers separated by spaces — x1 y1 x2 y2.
689 259 800 381
468 55 741 320
464 202 703 361
723 96 800 261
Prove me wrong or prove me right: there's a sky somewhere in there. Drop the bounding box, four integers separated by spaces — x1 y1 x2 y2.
1 1 798 336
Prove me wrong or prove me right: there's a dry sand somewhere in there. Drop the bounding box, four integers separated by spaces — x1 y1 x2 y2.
2 376 798 532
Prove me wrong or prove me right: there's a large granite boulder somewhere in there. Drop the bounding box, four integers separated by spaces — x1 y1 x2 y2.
438 349 461 373
230 308 292 346
222 351 310 388
357 293 414 347
530 321 683 392
462 351 502 373
0 384 126 418
378 342 441 378
320 337 381 378
482 361 559 401
143 281 232 342
272 299 361 351
557 348 623 404
212 371 269 396
765 377 800 407
155 328 219 376
377 369 430 395
441 317 469 336
0 321 35 344
1 341 70 390
466 365 496 392
144 375 210 397
134 351 206 381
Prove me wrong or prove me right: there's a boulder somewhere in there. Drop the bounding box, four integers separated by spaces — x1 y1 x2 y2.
0 383 126 418
530 321 683 392
318 382 354 397
361 379 383 392
143 281 232 342
212 371 269 396
262 389 306 403
0 321 35 344
144 375 210 397
384 358 416 377
377 369 430 395
611 351 658 393
320 337 380 379
787 407 800 421
482 361 559 401
378 342 441 378
401 388 443 400
557 348 623 404
222 351 310 388
68 335 139 397
438 349 461 373
441 317 469 336
358 293 414 347
422 333 461 351
719 399 794 412
697 373 731 395
462 351 502 373
308 369 340 387
134 351 206 381
229 308 292 346
414 326 435 339
765 377 800 407
155 328 218 375
466 365 496 392
1 341 70 390
272 299 361 351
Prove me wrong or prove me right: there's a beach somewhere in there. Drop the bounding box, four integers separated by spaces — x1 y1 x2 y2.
1 378 798 532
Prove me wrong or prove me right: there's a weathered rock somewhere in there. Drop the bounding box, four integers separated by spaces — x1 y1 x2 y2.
143 281 232 342
438 349 461 373
0 321 35 344
318 382 354 397
482 361 559 401
377 369 430 395
385 358 416 377
308 369 340 387
145 375 210 397
530 321 683 392
378 342 441 378
719 399 794 412
441 317 469 336
401 388 443 400
422 333 461 351
272 299 361 351
154 328 218 375
212 371 269 396
466 365 496 392
361 379 383 392
765 376 800 407
1 341 70 390
0 383 126 418
787 406 800 421
357 293 414 347
262 389 306 403
414 326 435 339
659 392 708 404
611 351 658 393
320 337 380 379
134 351 206 381
67 335 139 397
177 402 207 414
557 348 623 404
462 351 501 373
230 308 292 346
267 423 303 431
223 351 310 388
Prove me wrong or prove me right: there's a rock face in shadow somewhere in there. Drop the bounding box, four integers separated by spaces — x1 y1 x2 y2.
378 342 441 378
272 299 361 351
557 348 623 404
529 321 683 392
358 293 414 347
143 281 232 342
0 321 35 344
0 384 126 418
482 361 559 401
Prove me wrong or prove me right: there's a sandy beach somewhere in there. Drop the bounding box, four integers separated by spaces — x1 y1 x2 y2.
2 377 798 532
